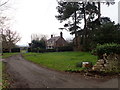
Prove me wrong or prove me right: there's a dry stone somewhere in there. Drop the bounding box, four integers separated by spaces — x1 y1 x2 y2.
92 53 120 72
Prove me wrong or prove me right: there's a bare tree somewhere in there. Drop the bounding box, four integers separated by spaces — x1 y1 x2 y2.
1 29 21 52
0 16 12 53
0 0 15 53
31 33 47 41
0 16 10 29
0 0 10 11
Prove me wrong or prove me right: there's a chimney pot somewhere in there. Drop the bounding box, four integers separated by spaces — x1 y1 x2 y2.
60 32 63 38
51 35 53 38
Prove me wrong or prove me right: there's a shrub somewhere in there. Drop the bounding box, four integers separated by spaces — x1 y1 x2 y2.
2 49 9 53
46 49 56 52
32 48 37 52
28 47 56 53
92 43 120 59
28 48 31 52
12 48 20 52
38 48 47 53
76 62 82 67
3 48 20 53
30 48 47 53
57 46 73 52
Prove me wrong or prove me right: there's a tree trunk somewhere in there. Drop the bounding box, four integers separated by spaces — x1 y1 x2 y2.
82 3 87 51
74 2 78 49
74 9 77 48
98 2 101 22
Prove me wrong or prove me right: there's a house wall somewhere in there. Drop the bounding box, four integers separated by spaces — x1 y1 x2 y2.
46 42 54 49
73 36 83 51
46 33 67 49
55 37 67 47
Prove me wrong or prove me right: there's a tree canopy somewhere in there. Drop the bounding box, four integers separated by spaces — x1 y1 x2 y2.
56 0 116 51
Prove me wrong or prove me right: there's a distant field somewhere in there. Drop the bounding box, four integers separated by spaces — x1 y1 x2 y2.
23 52 97 71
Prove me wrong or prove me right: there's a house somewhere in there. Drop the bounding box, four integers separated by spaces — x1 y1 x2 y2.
46 32 67 49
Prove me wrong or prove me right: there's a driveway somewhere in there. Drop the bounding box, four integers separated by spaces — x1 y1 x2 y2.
4 54 119 88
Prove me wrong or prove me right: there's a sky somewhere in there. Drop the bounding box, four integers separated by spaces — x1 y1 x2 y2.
2 0 120 46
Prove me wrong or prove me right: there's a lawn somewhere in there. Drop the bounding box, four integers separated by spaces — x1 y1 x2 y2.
23 52 97 71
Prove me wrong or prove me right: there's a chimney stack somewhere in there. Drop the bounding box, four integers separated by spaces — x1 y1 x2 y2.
51 35 53 38
60 32 63 38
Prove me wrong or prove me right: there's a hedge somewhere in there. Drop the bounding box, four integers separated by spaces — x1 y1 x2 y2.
27 48 56 53
11 48 20 52
28 45 73 53
56 46 73 52
2 49 9 53
92 43 120 59
28 48 31 52
2 48 20 53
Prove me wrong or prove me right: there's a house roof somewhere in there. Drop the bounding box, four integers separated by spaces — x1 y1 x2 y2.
47 36 60 42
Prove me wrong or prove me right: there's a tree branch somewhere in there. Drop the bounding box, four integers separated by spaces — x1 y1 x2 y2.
0 0 9 7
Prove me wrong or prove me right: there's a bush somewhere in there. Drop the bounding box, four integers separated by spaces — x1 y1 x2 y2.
38 48 47 53
56 46 73 52
11 48 20 52
28 48 31 52
29 48 46 53
3 48 20 53
46 49 56 52
28 47 56 53
92 43 120 59
2 49 9 53
76 62 82 67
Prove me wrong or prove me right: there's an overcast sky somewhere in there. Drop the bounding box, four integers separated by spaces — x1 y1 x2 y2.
3 0 120 46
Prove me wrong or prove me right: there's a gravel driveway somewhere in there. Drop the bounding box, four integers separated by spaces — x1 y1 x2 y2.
4 54 119 88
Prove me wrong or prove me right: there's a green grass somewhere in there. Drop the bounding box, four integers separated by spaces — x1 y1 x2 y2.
21 50 27 53
0 61 2 89
23 52 97 71
2 62 11 89
2 53 18 59
0 53 19 89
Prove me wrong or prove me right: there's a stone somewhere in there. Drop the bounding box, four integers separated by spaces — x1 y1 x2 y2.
104 64 107 67
92 66 100 71
98 59 104 62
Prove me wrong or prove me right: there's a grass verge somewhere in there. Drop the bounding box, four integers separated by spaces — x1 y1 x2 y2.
1 53 19 89
2 62 10 88
0 62 2 89
23 52 97 71
2 53 18 59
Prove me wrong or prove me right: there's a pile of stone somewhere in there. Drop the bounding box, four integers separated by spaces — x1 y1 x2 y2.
92 59 107 71
92 53 120 72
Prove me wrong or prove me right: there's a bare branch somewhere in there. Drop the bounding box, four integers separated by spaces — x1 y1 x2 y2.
2 29 21 52
0 0 9 7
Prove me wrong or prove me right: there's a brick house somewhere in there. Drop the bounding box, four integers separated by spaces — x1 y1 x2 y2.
46 32 67 49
